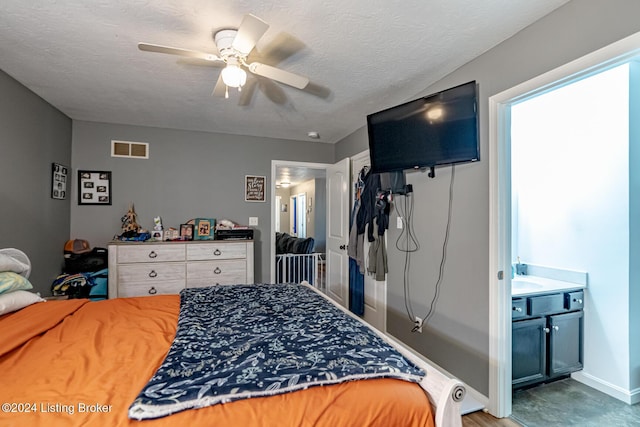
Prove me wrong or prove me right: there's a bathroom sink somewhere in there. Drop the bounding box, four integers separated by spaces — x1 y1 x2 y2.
511 275 585 296
512 279 544 290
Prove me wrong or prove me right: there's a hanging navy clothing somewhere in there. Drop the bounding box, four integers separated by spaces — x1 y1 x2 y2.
348 167 366 315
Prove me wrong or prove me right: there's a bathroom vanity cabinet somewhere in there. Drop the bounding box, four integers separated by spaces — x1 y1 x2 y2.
512 290 584 389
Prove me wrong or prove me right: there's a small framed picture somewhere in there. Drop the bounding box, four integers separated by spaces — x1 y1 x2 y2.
180 224 194 241
78 170 112 205
245 175 266 202
194 218 215 240
51 163 68 200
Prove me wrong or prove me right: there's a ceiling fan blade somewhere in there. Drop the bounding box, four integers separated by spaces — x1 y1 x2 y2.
212 74 227 97
248 62 309 89
238 78 259 106
232 14 269 55
138 43 221 62
176 57 225 68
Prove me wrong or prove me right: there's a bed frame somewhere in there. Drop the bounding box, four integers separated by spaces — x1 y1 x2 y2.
303 281 466 427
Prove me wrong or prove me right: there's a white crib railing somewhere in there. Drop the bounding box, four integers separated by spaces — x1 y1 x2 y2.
275 253 326 292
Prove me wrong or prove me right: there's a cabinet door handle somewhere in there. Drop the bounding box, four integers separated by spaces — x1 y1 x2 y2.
148 286 157 295
214 267 222 274
213 249 222 256
513 307 522 312
149 270 158 278
552 325 559 331
543 327 550 334
148 251 158 258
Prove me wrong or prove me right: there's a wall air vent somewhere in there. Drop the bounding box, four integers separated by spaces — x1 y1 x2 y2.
111 140 149 159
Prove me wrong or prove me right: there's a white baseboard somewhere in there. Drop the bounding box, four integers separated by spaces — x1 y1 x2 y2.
572 371 640 405
460 386 487 415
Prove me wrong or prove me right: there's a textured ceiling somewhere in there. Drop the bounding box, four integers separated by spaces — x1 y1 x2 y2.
0 0 568 144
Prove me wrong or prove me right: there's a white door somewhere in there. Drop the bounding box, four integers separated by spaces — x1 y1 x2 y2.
351 151 387 331
326 157 350 308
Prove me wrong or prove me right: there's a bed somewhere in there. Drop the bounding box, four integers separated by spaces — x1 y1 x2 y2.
0 281 465 427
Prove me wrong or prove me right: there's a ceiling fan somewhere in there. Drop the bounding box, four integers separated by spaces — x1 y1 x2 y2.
138 14 310 99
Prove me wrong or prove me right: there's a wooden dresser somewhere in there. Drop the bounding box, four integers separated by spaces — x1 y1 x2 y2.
107 240 254 298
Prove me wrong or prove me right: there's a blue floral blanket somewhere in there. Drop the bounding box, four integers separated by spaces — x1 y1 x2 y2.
129 283 425 420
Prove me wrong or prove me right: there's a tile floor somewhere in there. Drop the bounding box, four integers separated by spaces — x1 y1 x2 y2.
511 378 640 427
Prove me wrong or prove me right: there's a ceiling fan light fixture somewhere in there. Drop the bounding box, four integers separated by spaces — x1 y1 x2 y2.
221 58 247 88
280 180 291 188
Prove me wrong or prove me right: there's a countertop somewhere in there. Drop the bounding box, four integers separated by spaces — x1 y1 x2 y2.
511 275 586 297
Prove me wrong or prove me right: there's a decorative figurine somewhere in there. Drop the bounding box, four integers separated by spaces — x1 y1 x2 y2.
153 216 163 231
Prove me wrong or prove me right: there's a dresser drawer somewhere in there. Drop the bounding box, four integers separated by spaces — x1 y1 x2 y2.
118 280 184 297
186 260 247 287
117 244 185 263
187 242 247 261
118 263 185 284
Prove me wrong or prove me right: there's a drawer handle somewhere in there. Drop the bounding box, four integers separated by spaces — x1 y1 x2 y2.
213 249 222 256
149 270 158 278
574 298 583 304
148 287 157 295
148 251 158 259
512 307 522 312
214 267 222 274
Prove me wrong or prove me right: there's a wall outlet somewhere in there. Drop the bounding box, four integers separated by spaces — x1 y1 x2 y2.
397 216 403 229
414 316 423 333
248 217 258 226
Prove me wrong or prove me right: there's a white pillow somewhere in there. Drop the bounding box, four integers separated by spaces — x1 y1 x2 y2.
0 251 30 277
0 290 45 316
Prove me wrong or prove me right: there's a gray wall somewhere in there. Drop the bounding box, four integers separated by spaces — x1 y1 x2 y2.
70 121 334 282
334 0 640 395
0 70 72 295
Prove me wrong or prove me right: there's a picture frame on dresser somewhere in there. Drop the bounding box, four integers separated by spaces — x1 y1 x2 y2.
78 170 112 205
194 218 215 240
180 224 194 240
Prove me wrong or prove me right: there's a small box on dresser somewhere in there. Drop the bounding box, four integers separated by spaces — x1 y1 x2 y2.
107 240 254 299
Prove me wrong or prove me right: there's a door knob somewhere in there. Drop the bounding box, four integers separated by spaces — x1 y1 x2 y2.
339 244 347 250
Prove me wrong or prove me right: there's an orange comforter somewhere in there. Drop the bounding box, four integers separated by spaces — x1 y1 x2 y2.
0 296 434 427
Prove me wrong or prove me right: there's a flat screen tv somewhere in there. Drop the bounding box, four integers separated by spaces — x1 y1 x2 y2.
367 81 479 174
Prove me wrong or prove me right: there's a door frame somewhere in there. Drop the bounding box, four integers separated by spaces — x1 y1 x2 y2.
488 31 640 417
270 160 331 283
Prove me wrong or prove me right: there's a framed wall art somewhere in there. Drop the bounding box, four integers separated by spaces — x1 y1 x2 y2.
51 163 68 200
78 170 112 205
245 175 266 202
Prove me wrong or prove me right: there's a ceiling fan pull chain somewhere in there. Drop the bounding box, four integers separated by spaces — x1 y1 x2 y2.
225 85 229 99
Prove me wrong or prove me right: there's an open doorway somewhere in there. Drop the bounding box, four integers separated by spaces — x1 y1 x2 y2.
270 160 329 289
488 32 640 418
